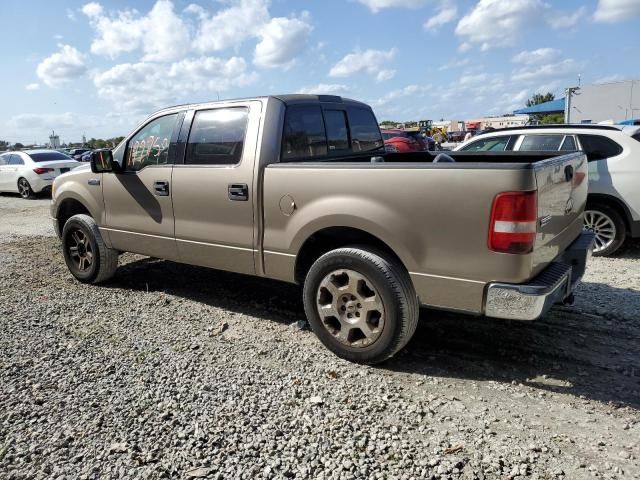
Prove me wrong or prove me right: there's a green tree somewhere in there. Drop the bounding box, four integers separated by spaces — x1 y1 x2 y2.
379 120 398 127
526 92 555 107
14 142 24 150
540 113 564 124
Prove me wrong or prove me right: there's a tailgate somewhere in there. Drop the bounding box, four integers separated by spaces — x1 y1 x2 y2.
533 152 588 273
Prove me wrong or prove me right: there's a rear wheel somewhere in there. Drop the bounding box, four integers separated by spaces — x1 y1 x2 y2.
584 204 626 256
303 246 419 364
17 178 35 199
62 214 118 283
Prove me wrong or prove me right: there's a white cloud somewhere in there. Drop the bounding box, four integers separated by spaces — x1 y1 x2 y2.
81 2 103 17
548 6 587 29
376 69 396 82
66 8 77 21
193 0 270 53
594 0 640 23
36 45 87 87
329 48 396 79
25 83 40 91
512 48 560 65
296 84 350 95
424 1 457 30
82 0 189 62
374 84 426 106
8 112 93 130
511 59 580 83
93 56 256 112
455 0 545 50
254 15 312 68
356 0 430 13
595 74 624 84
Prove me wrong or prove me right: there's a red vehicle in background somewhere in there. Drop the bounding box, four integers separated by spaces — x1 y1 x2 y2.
382 129 431 153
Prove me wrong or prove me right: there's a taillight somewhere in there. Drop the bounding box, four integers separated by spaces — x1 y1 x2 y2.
488 191 537 254
33 167 54 175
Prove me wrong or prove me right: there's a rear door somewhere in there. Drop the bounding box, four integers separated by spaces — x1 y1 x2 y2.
0 154 11 190
102 111 184 260
532 152 589 271
171 101 261 275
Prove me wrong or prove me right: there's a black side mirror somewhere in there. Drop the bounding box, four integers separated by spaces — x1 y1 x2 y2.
90 149 115 173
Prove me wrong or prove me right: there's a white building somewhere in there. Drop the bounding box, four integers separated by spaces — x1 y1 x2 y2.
465 115 529 130
568 79 639 123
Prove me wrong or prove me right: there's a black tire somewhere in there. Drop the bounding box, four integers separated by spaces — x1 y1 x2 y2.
584 203 626 257
61 214 118 284
303 246 419 364
17 178 35 199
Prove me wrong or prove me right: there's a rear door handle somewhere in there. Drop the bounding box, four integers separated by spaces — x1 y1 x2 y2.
154 180 170 196
228 183 248 201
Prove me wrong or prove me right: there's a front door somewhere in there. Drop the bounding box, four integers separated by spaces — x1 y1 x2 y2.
102 112 183 260
171 102 260 275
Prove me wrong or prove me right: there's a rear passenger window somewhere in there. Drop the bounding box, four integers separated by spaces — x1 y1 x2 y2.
560 136 577 150
519 134 563 151
282 105 327 160
0 154 8 166
578 134 623 161
186 108 248 165
347 107 384 152
324 110 349 154
8 155 24 165
461 136 511 152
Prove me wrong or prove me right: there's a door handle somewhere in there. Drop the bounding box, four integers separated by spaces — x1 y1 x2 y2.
154 180 170 196
228 183 248 201
88 178 100 186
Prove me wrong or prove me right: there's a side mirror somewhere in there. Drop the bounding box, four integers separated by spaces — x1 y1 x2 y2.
90 149 115 173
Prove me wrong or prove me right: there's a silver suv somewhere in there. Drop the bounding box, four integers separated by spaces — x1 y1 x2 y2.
457 125 640 255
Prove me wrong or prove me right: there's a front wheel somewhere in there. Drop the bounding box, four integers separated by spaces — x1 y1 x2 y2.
584 205 626 256
61 214 118 284
17 178 35 199
303 247 419 364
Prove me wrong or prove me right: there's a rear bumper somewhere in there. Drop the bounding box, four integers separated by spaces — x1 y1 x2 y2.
484 232 594 321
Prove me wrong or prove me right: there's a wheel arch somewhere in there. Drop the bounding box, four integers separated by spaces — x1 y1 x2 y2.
587 193 632 236
294 226 409 285
55 198 93 236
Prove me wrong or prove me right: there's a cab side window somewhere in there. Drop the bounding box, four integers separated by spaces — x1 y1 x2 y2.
185 108 249 165
125 113 179 171
578 134 623 161
282 105 327 160
347 107 384 152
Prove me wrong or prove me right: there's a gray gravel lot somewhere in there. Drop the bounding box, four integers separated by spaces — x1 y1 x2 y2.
0 194 638 479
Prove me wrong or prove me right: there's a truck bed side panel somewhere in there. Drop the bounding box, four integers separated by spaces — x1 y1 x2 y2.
262 163 539 313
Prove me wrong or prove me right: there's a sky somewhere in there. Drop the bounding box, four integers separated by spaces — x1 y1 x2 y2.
1 0 639 144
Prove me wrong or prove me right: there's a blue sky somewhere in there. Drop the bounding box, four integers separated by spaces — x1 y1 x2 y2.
1 0 639 144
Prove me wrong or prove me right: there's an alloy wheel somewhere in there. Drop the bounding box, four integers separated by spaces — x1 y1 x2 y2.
18 179 31 198
67 229 94 272
316 269 385 348
584 210 616 253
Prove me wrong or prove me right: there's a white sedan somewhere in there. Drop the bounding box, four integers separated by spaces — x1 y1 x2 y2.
0 150 81 199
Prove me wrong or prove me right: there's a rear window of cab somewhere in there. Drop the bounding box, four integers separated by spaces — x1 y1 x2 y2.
281 105 383 161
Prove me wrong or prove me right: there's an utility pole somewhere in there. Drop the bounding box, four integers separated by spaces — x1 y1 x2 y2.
564 86 580 123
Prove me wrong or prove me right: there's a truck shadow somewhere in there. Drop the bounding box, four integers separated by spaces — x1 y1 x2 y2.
110 256 640 409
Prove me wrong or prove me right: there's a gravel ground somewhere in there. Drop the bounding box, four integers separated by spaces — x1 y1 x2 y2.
0 196 638 480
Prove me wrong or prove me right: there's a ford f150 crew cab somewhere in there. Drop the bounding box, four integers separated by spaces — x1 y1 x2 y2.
51 95 594 364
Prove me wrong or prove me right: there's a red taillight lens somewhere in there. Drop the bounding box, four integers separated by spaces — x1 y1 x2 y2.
488 191 537 254
33 167 54 175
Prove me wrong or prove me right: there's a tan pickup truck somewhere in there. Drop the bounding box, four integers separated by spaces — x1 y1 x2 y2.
51 95 593 364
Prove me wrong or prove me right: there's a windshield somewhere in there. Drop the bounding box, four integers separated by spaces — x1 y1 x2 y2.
28 151 74 162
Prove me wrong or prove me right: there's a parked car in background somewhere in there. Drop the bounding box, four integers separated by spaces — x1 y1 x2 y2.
68 148 92 161
382 129 428 152
81 150 94 162
456 124 640 255
0 150 79 198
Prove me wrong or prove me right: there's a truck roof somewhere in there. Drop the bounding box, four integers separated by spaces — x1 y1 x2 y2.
151 94 370 118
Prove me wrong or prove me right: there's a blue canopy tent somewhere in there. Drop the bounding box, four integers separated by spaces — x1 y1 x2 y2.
513 98 566 115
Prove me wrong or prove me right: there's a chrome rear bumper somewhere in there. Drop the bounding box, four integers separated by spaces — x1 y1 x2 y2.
484 232 594 321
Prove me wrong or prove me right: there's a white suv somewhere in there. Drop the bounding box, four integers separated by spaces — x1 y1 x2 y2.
456 125 640 256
